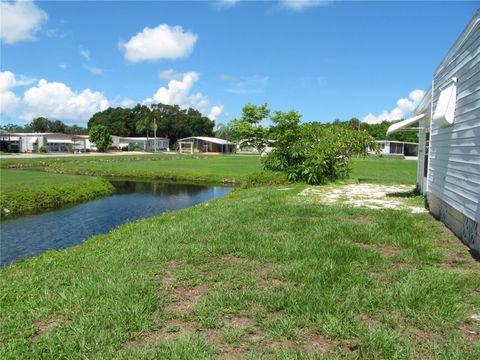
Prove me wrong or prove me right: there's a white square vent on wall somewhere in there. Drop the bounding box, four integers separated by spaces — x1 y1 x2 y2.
433 77 457 127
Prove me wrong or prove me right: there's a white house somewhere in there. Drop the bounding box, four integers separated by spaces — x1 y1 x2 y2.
177 136 235 153
369 140 418 157
388 10 480 252
0 133 88 152
111 136 169 152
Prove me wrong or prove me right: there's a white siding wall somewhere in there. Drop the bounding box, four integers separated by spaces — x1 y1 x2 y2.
428 17 480 223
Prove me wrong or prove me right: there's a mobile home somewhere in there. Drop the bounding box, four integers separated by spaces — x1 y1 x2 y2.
388 11 480 252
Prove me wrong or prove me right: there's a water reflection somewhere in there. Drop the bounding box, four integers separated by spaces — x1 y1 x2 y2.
0 181 231 267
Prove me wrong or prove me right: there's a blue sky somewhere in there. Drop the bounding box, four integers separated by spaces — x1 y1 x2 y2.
0 0 477 127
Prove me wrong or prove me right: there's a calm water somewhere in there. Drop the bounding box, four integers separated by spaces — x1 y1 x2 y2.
0 181 232 267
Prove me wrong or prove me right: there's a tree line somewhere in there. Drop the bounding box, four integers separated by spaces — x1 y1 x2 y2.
87 104 214 144
1 118 88 135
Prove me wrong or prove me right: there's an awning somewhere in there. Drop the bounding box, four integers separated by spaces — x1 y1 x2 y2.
45 137 73 144
29 136 38 143
386 114 425 135
1 136 20 141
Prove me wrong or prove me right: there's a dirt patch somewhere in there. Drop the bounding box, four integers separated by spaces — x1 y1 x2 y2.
351 215 372 224
156 260 177 288
301 330 332 355
355 242 401 257
130 319 196 349
217 254 247 265
31 317 62 343
224 315 255 329
357 313 382 328
164 284 207 314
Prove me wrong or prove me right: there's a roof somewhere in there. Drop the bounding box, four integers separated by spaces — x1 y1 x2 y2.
177 136 234 145
375 140 418 145
386 114 425 135
116 136 168 141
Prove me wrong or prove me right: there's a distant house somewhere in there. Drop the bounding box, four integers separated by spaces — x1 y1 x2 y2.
111 136 169 152
387 11 479 252
177 136 235 154
237 139 276 155
369 140 418 157
0 133 88 152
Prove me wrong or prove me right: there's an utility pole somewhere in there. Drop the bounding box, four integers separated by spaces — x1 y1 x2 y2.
154 116 157 153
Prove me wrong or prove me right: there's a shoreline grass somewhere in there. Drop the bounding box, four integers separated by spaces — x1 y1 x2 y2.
0 169 115 217
1 185 478 359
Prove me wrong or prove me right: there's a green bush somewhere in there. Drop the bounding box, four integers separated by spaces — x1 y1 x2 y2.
89 125 112 152
39 146 47 153
263 111 377 184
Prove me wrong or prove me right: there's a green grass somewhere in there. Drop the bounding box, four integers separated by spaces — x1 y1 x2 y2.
48 155 265 184
351 157 418 185
1 185 478 359
1 154 417 186
0 169 114 216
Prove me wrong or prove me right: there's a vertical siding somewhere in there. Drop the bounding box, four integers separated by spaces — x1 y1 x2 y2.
428 18 480 223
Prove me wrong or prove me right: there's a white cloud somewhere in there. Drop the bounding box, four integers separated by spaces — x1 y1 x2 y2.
226 75 269 95
111 97 134 108
22 79 109 123
146 72 223 120
362 89 425 124
208 105 224 120
83 64 106 76
280 0 332 11
120 24 198 63
158 69 184 81
0 71 21 114
0 0 48 44
58 63 68 70
80 48 90 61
214 0 240 8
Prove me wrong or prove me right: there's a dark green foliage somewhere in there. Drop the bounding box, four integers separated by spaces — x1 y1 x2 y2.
263 111 376 184
87 103 215 144
0 118 89 135
39 146 47 153
89 125 112 152
333 118 418 142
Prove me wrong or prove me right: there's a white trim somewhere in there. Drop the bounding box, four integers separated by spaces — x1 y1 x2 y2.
386 114 425 135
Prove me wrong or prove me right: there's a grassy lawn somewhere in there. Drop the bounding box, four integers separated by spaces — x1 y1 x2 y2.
351 157 418 185
0 154 417 185
1 183 479 359
0 169 114 216
48 155 265 184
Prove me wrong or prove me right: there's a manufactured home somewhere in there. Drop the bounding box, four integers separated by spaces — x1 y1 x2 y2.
111 136 169 152
388 11 480 252
177 136 235 154
369 140 418 157
0 133 88 152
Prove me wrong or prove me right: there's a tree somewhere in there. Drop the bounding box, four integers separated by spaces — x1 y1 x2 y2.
263 111 375 184
29 117 50 132
89 125 112 152
230 103 270 153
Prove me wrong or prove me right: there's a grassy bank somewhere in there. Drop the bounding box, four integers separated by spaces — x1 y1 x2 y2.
7 155 415 186
1 184 478 359
351 157 418 185
0 169 114 216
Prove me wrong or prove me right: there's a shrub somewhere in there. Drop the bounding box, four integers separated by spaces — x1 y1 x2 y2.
263 111 376 184
89 125 112 152
39 146 47 153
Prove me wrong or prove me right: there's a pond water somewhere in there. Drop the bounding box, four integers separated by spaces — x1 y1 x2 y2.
0 181 232 267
